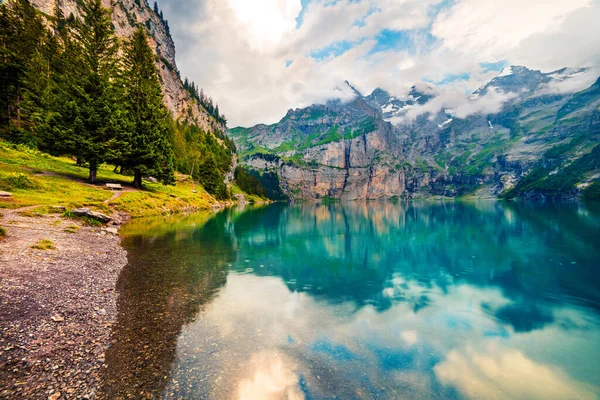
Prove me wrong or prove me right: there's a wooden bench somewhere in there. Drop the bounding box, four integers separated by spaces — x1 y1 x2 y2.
105 183 123 190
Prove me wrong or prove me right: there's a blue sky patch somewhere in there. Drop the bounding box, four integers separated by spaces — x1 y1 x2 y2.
369 29 438 55
480 60 508 73
431 72 471 85
295 0 313 28
310 41 354 60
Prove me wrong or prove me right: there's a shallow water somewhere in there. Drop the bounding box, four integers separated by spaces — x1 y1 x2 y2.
101 201 600 399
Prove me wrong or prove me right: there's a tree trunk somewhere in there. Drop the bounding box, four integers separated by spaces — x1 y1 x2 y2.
133 169 142 188
76 157 83 166
89 158 98 183
16 95 20 130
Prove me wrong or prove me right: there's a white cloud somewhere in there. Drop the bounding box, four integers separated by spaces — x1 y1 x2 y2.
431 0 592 60
390 86 517 124
435 346 598 400
162 0 600 127
537 67 600 96
168 271 600 399
237 351 305 400
227 0 302 51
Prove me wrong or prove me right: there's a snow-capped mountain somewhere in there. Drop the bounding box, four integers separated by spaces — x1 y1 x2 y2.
229 66 600 201
365 82 439 120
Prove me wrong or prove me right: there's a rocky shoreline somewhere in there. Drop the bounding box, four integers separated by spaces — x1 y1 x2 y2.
0 208 128 399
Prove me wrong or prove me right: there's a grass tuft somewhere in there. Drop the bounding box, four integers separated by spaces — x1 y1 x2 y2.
64 225 79 233
62 211 103 227
31 239 55 250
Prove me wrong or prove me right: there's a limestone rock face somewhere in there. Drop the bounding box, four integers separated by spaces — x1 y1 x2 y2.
230 72 600 201
30 0 223 133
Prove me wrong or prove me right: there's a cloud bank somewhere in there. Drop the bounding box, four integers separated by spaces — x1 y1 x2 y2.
159 0 600 126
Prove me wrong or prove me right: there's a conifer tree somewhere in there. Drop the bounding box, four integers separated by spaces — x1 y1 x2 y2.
197 154 227 199
119 26 175 188
51 0 121 183
0 0 46 142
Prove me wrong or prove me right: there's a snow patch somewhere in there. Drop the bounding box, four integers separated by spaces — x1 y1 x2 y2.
488 121 494 130
498 66 513 77
381 104 395 113
438 118 453 129
412 82 438 96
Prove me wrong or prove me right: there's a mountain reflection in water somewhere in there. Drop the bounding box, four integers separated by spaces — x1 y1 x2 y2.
101 201 600 399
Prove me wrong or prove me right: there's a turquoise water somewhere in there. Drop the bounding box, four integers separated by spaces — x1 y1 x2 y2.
101 201 600 399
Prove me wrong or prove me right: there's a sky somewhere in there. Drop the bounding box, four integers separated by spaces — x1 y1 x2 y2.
158 0 600 127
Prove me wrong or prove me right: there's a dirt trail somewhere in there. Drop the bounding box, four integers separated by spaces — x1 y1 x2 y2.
103 188 136 205
0 208 127 399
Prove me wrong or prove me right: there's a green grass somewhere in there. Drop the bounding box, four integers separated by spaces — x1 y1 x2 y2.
0 140 220 218
584 181 600 200
240 145 273 159
230 183 267 204
31 239 55 250
314 126 342 147
64 225 79 234
0 227 6 237
62 210 104 226
504 143 600 198
272 141 296 153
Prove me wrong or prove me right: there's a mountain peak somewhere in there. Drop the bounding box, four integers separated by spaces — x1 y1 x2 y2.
409 82 438 104
344 80 363 97
367 88 391 104
498 65 531 77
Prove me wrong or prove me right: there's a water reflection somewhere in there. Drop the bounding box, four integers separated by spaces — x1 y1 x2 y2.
101 212 235 398
102 201 600 399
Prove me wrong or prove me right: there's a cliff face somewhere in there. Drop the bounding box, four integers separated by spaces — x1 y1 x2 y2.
230 68 600 201
30 0 223 133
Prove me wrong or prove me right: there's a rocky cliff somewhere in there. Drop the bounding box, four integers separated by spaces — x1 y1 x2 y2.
30 0 223 133
229 67 600 201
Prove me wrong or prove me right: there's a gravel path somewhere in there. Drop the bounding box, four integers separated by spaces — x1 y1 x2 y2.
0 208 128 399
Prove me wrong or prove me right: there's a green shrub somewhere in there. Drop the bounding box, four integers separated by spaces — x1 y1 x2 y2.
31 239 55 250
62 210 103 226
0 172 37 190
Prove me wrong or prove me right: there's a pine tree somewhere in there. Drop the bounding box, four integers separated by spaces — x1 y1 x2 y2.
153 1 159 14
197 154 227 199
21 30 60 140
119 26 175 188
0 0 46 142
51 0 121 183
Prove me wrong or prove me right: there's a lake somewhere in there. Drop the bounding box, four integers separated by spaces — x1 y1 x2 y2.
100 201 600 399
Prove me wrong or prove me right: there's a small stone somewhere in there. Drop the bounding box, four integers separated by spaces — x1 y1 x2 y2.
48 392 61 400
71 208 111 224
50 315 64 322
191 190 197 193
51 206 66 211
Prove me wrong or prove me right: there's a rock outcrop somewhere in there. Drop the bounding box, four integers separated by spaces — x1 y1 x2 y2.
230 68 600 201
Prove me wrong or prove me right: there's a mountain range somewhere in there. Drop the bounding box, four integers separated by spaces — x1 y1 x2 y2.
228 66 600 201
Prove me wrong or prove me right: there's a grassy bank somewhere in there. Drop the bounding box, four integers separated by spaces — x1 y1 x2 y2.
0 141 224 218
